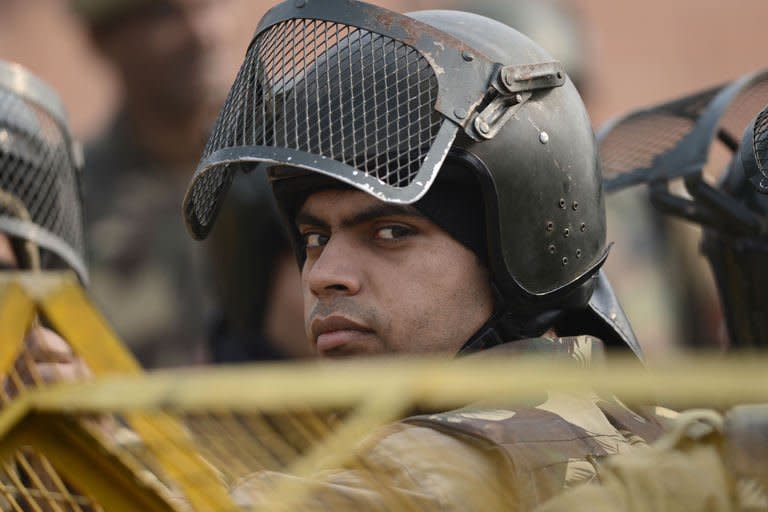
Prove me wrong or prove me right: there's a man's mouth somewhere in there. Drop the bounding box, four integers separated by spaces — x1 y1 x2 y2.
310 315 374 356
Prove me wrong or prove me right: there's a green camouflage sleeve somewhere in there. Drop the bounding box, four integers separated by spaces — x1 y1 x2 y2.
534 407 768 512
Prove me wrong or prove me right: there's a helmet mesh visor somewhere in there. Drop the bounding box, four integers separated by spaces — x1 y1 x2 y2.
599 88 720 182
190 18 443 231
600 76 768 190
754 106 768 173
0 88 84 276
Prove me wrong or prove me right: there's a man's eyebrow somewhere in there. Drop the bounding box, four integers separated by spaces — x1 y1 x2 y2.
295 203 425 230
295 211 328 229
343 203 424 228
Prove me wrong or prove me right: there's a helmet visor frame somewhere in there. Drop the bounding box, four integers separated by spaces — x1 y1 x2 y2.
183 0 503 240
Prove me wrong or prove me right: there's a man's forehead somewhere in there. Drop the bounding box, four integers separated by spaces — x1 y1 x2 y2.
296 189 424 226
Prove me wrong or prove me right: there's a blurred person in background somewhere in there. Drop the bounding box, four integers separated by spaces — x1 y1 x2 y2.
72 0 257 367
206 172 311 362
0 60 89 385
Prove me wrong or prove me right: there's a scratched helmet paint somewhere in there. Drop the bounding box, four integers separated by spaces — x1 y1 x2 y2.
183 0 641 356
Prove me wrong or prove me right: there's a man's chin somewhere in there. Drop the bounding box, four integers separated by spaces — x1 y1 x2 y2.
317 339 383 359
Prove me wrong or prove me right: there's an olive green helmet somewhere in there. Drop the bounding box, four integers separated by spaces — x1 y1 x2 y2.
183 0 639 356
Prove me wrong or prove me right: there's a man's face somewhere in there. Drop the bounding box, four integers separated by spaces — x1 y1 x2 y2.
296 189 494 358
96 0 257 119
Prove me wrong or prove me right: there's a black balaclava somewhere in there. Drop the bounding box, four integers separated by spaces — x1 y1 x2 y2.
272 158 488 269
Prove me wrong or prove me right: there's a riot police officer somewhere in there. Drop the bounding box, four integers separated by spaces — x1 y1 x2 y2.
0 60 88 386
183 1 666 508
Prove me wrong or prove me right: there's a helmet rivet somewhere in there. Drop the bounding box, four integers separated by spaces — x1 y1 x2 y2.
548 244 556 254
477 120 491 135
563 228 570 238
562 257 569 266
539 131 549 144
514 93 523 103
760 177 768 191
572 201 579 210
558 198 566 209
576 249 582 258
454 108 467 120
580 223 587 232
546 221 554 231
295 0 306 6
462 50 474 62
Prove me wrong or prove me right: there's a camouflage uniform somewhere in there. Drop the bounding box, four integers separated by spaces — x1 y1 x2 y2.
534 407 768 512
83 114 212 367
232 337 671 511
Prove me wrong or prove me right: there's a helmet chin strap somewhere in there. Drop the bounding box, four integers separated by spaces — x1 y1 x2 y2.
457 308 564 355
457 284 565 355
458 271 645 360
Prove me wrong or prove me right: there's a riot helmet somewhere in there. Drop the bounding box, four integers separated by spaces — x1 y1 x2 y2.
597 69 768 350
701 106 768 347
0 61 87 282
183 0 640 356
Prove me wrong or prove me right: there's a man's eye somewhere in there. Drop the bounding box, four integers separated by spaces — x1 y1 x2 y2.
376 225 412 240
303 232 328 249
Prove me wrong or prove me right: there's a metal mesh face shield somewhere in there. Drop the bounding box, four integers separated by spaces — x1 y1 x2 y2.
755 108 768 168
183 0 564 239
743 106 768 192
0 62 86 282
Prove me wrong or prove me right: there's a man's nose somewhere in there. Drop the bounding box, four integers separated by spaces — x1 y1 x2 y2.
305 235 362 298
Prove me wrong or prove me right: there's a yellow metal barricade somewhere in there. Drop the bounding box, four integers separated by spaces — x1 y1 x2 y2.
0 272 234 511
0 272 765 511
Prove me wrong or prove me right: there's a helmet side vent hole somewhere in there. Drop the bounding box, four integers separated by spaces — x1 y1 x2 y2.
548 244 556 254
580 223 587 232
563 228 570 238
576 249 582 258
546 221 554 232
558 198 566 209
562 257 569 266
